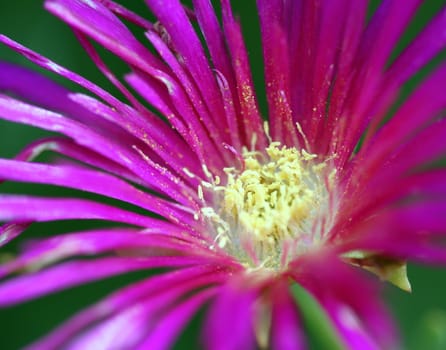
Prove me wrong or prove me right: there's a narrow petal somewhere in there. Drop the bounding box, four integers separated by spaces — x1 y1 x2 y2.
125 70 226 173
66 285 217 350
290 254 397 349
0 256 205 306
192 0 236 98
220 0 267 149
360 7 446 149
145 0 228 134
66 301 156 350
0 229 218 278
322 300 381 350
96 0 153 29
192 0 244 151
0 60 87 120
370 119 446 184
0 55 143 144
358 0 421 80
285 0 319 130
73 30 148 114
0 222 30 247
338 169 446 234
71 31 211 179
322 0 368 155
336 0 421 163
0 195 165 228
136 288 216 350
5 137 142 185
270 280 305 350
145 29 231 169
45 0 163 71
0 55 191 170
214 70 243 151
203 280 257 350
307 0 354 150
387 6 446 87
28 266 229 349
0 93 198 206
257 0 297 147
0 159 194 226
359 63 446 172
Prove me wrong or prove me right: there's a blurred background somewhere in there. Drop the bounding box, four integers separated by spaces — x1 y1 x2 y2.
0 1 446 349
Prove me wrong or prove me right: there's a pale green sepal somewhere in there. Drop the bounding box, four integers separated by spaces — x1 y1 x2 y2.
343 251 412 292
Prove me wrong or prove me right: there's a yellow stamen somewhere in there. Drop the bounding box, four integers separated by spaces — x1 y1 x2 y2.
201 142 336 270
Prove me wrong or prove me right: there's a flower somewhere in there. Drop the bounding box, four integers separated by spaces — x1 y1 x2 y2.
0 0 445 349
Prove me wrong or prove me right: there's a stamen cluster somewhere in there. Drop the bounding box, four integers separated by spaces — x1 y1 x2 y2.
201 143 333 270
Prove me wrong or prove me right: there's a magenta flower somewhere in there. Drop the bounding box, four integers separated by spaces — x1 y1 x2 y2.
1 0 446 348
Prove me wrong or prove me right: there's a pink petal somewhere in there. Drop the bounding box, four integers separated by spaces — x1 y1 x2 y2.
136 288 216 350
28 266 229 349
270 280 305 350
0 159 195 227
6 136 142 185
145 0 228 134
335 0 421 164
0 93 198 206
257 0 297 147
220 0 267 150
203 279 258 350
66 284 217 350
290 253 397 349
0 229 219 278
96 0 152 29
0 222 30 247
0 195 168 228
45 0 163 71
0 256 206 306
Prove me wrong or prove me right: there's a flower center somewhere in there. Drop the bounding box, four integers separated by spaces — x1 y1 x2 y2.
201 142 335 270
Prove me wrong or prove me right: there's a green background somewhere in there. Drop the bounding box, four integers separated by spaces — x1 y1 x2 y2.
0 1 446 349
